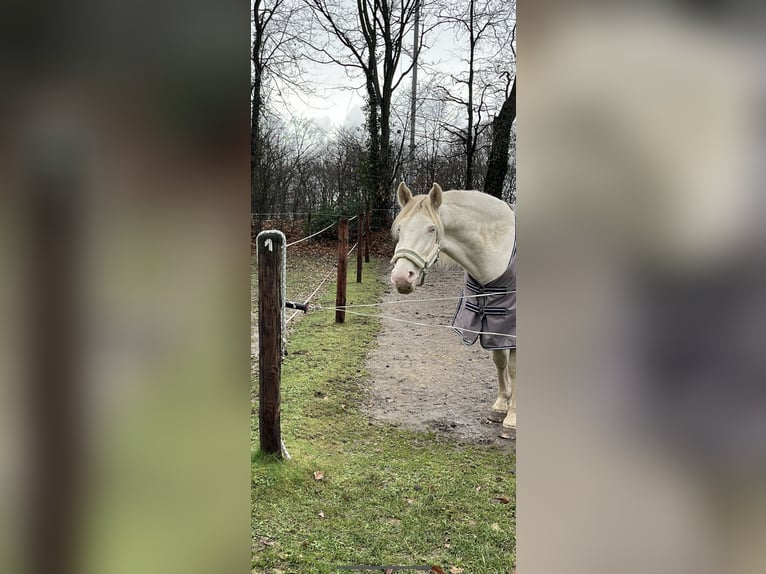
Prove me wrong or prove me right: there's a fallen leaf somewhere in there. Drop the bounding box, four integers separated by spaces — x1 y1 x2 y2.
491 523 501 531
318 511 325 518
406 498 415 504
475 486 482 492
430 567 445 574
450 568 465 574
492 496 511 504
313 471 324 481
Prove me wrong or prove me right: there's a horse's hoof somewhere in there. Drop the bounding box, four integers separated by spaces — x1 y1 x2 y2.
488 410 506 423
499 428 515 440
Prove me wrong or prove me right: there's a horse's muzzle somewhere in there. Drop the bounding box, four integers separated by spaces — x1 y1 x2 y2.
391 265 418 293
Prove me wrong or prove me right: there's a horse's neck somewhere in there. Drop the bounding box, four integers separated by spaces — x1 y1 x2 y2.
440 193 515 285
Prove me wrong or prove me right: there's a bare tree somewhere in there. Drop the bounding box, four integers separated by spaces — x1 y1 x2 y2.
252 0 306 216
396 80 488 195
435 0 515 190
303 0 425 227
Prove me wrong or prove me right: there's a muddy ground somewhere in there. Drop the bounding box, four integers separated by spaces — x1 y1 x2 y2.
364 264 515 450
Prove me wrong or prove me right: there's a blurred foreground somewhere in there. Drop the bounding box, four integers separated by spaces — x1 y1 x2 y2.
521 3 766 574
0 2 249 573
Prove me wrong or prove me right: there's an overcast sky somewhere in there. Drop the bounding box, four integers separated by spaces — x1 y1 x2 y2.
274 15 489 133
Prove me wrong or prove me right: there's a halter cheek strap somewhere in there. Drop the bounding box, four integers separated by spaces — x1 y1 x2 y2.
390 239 442 286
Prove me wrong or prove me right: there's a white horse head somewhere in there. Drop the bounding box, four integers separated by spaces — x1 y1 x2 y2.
390 182 444 293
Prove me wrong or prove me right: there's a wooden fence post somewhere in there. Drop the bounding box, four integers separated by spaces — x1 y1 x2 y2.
306 212 312 243
336 218 348 323
364 211 371 263
356 214 363 283
25 141 84 574
257 230 288 458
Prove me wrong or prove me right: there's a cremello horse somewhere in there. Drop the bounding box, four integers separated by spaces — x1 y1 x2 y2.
390 182 517 429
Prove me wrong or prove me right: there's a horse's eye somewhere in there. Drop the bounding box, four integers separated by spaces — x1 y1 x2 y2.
426 225 436 234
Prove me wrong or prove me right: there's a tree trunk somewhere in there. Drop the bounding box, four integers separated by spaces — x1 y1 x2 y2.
375 98 392 228
251 9 264 217
255 85 263 213
483 77 516 200
365 83 385 227
251 78 264 237
465 0 475 190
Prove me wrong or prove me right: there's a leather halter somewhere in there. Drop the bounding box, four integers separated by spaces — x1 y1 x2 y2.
390 234 442 286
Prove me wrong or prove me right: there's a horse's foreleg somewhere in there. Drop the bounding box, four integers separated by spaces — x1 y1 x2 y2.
502 348 516 429
491 349 512 416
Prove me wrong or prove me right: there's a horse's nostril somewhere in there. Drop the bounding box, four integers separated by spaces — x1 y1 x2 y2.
407 271 415 281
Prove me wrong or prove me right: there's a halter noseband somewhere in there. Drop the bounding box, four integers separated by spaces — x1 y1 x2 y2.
390 235 442 286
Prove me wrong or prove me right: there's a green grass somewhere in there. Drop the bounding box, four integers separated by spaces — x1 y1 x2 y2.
252 258 516 574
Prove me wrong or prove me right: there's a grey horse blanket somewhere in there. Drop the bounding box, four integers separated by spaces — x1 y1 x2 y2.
451 242 516 350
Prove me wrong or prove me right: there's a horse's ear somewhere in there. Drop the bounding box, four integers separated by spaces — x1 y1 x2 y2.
429 183 443 209
397 182 413 207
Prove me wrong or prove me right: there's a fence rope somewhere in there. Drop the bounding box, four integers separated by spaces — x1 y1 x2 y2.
252 211 313 217
285 309 301 325
331 291 516 309
282 270 515 336
319 307 516 339
285 265 337 325
284 215 360 248
306 290 516 337
252 209 389 217
285 220 337 247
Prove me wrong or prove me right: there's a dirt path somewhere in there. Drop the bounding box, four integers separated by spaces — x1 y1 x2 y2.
364 264 515 450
